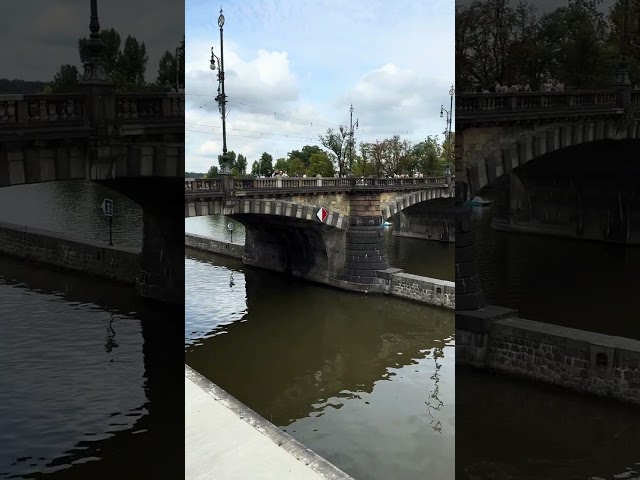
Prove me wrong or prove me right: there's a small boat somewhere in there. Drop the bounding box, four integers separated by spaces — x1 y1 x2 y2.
464 196 491 207
382 221 392 227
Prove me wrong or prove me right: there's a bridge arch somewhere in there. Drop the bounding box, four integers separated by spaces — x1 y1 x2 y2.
380 189 452 221
465 118 640 196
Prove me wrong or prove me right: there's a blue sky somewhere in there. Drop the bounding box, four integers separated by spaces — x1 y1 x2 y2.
185 0 454 173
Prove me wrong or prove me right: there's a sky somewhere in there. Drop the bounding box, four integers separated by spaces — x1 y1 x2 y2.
0 0 184 83
185 0 455 174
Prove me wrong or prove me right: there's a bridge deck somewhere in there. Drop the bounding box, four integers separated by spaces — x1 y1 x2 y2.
185 366 352 480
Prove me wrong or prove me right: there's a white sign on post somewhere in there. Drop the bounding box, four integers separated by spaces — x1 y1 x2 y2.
102 198 113 217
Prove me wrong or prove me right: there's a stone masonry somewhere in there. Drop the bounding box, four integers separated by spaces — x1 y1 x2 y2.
185 233 244 259
0 221 140 284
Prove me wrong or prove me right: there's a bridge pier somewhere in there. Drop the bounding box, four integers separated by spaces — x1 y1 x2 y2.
340 193 390 288
102 178 184 305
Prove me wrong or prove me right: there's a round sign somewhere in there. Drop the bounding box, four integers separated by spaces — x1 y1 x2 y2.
227 222 234 231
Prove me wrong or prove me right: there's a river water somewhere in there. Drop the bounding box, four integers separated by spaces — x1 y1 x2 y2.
472 205 640 339
456 205 640 480
185 216 455 479
0 182 181 479
184 215 455 281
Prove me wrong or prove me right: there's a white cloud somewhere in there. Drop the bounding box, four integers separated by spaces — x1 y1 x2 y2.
185 0 454 173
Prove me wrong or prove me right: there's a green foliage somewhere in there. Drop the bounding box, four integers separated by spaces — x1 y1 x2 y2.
156 50 184 90
233 154 248 176
274 158 288 172
457 0 640 89
318 126 350 175
50 65 80 93
204 165 219 178
307 152 335 177
250 152 274 177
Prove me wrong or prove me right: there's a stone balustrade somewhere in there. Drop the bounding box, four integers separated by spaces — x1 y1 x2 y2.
0 92 184 127
0 94 87 125
185 176 449 193
116 92 185 121
457 90 640 128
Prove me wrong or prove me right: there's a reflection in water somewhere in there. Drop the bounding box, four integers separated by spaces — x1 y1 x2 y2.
185 249 455 480
473 205 640 338
0 181 143 249
457 367 640 480
460 204 640 479
0 182 181 479
185 216 454 281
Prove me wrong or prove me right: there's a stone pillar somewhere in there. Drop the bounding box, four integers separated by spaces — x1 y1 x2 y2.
341 192 390 287
103 178 184 305
455 132 486 311
136 200 185 305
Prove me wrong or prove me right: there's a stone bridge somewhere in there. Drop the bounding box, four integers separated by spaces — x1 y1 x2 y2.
457 88 640 244
0 90 185 304
184 175 452 292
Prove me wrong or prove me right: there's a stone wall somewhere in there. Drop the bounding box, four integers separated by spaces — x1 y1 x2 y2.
487 318 640 405
388 272 455 309
185 233 244 259
458 313 640 406
0 221 140 284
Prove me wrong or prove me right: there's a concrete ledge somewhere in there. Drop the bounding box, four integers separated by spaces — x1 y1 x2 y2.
185 233 244 259
0 220 140 284
185 365 353 480
388 272 455 309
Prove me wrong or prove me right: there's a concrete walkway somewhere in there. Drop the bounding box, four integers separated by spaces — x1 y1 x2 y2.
185 365 353 480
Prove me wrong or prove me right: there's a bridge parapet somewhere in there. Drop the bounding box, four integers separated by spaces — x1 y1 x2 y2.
185 176 450 195
116 93 184 122
458 90 640 126
0 93 88 125
0 92 184 129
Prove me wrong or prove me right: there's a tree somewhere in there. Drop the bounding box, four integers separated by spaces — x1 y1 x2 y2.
156 48 185 90
258 152 273 177
78 28 149 91
50 65 80 93
79 28 122 75
119 35 148 88
233 154 248 176
307 152 335 177
274 158 288 172
414 136 444 176
318 126 350 176
353 142 377 177
287 157 306 176
204 165 219 177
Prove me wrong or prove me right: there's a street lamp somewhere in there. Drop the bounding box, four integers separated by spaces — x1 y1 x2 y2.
175 35 184 92
80 0 110 84
210 8 230 174
440 84 455 174
348 104 359 176
615 0 632 85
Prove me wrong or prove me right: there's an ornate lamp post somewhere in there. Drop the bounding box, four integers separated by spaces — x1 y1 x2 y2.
615 0 632 86
348 104 359 176
440 85 455 173
210 8 230 176
80 0 110 85
176 35 185 92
